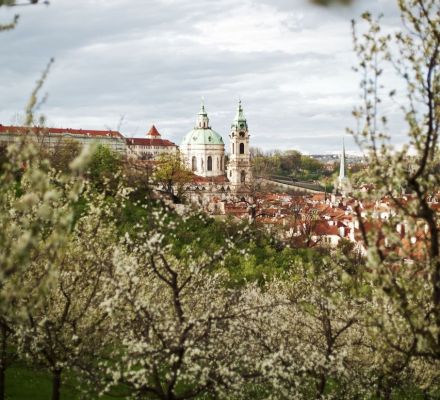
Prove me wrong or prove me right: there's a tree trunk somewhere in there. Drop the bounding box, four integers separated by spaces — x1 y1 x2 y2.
316 375 326 399
375 377 382 399
0 322 8 400
0 362 5 400
383 385 392 400
51 368 62 400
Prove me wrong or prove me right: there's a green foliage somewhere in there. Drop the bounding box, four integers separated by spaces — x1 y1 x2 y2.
6 362 113 400
252 149 330 181
154 152 193 202
162 211 326 286
86 144 122 191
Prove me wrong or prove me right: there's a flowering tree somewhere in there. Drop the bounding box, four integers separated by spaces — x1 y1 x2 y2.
243 257 368 399
351 0 440 364
99 210 265 400
16 189 117 400
0 137 92 399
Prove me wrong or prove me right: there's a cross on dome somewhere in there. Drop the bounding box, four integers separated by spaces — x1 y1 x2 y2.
196 98 210 128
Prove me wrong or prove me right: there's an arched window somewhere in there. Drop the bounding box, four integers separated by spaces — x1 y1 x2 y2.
207 156 212 171
241 170 246 183
192 156 197 171
232 143 235 154
239 143 245 154
217 157 219 169
220 157 223 171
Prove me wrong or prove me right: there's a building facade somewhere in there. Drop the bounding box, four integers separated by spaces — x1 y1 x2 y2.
180 103 225 178
226 100 252 188
126 125 177 160
0 125 127 154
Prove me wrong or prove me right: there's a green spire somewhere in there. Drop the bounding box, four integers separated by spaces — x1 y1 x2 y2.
235 99 246 121
232 99 247 129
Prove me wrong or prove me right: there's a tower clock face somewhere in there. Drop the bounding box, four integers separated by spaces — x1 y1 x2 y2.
239 131 245 138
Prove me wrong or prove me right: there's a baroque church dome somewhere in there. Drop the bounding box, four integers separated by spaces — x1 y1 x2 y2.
181 103 224 146
181 128 224 146
180 101 225 179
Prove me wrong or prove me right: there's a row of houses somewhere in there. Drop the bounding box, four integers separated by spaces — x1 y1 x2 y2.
204 189 439 261
0 124 178 159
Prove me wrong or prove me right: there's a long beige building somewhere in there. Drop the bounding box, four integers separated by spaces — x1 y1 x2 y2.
0 124 127 154
126 125 177 160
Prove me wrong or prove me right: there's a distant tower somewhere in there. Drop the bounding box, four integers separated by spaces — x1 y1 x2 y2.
227 100 252 189
146 125 161 139
337 138 351 195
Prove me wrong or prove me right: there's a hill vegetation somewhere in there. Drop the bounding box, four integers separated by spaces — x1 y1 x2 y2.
251 148 336 182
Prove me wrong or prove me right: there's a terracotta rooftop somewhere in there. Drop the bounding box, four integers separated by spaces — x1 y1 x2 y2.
313 221 340 236
0 124 124 139
191 175 229 184
126 137 176 147
147 125 161 138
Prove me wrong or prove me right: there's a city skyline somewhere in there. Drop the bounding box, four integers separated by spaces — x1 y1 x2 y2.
0 0 403 154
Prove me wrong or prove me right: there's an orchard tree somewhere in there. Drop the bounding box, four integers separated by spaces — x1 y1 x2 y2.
16 189 117 400
99 210 262 400
351 0 440 363
246 257 367 399
0 138 91 399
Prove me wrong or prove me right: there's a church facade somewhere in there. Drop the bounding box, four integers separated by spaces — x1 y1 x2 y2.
181 103 225 178
227 100 252 187
180 100 251 191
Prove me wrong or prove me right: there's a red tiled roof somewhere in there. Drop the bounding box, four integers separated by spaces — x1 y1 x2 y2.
191 174 228 184
311 193 326 202
313 221 340 236
147 125 161 137
126 138 176 147
0 124 124 139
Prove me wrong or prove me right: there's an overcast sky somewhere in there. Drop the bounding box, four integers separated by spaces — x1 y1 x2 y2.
0 0 403 154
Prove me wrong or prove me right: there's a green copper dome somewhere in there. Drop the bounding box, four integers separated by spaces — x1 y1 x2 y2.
181 101 225 146
181 128 224 146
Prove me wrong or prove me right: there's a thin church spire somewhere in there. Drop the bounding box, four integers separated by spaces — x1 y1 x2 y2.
339 137 346 179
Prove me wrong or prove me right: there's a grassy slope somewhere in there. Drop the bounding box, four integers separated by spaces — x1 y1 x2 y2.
5 363 114 400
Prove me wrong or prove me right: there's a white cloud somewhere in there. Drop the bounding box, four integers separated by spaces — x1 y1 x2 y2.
0 0 407 153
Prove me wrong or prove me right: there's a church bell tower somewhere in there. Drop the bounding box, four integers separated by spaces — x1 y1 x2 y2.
336 138 351 196
227 100 252 189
